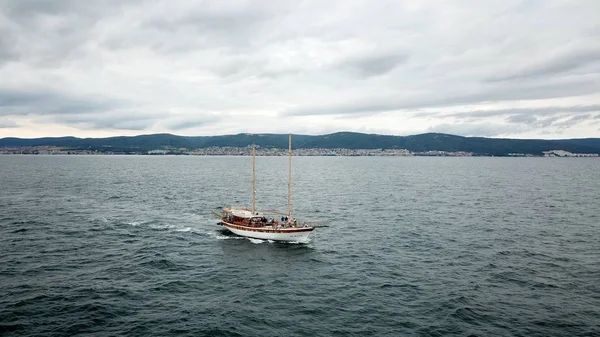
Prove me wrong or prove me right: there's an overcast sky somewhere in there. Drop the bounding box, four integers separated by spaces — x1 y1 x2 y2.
1 0 599 139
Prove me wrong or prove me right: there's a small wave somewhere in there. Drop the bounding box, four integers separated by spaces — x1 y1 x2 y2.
126 221 144 226
0 323 25 333
151 280 189 292
531 280 560 289
380 283 419 289
10 220 47 226
141 258 178 270
248 238 265 244
182 212 205 220
490 271 529 286
451 306 489 324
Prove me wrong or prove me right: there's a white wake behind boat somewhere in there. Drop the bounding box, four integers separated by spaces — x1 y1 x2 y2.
215 134 316 242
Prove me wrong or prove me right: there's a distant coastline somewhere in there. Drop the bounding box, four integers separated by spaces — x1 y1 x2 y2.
1 146 598 157
1 132 600 157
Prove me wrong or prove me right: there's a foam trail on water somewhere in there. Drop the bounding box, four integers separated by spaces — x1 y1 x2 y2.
206 231 244 240
149 223 178 230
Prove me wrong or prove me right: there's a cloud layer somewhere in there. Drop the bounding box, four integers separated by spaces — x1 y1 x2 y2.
1 0 599 138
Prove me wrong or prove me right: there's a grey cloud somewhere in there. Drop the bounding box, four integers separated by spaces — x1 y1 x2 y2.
209 53 305 80
501 114 593 131
0 86 219 132
51 111 161 131
212 57 268 78
510 115 578 129
283 80 600 117
0 89 121 116
0 0 75 17
88 119 154 131
161 115 221 130
552 114 592 129
285 101 397 117
565 113 592 122
146 6 271 34
0 0 146 67
0 20 89 68
339 53 408 78
0 26 17 64
1 0 142 17
506 114 537 124
52 110 220 131
448 104 600 119
447 105 600 129
137 3 278 54
535 116 562 128
488 48 600 82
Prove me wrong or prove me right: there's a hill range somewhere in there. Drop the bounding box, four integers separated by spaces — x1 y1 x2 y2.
1 132 600 156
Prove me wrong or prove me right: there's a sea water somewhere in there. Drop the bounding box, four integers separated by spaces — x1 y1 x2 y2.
1 155 599 336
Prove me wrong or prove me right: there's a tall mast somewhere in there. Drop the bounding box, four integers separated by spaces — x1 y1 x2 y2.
287 134 292 219
252 145 256 213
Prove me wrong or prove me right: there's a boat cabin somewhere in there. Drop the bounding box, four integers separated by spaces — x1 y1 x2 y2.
222 208 272 227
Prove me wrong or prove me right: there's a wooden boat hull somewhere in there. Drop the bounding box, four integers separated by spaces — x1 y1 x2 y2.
221 221 314 242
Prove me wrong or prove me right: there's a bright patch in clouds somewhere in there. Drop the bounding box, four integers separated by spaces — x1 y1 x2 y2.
0 0 599 138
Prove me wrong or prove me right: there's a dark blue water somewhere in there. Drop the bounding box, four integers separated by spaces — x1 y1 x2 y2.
1 155 599 336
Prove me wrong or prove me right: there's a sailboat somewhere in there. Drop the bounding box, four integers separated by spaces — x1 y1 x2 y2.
216 134 315 242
